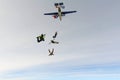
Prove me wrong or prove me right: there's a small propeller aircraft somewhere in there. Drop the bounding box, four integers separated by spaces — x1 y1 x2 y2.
44 2 77 21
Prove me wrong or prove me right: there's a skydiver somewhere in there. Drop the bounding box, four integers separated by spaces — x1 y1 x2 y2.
48 48 54 56
53 31 58 39
36 34 46 43
49 40 59 44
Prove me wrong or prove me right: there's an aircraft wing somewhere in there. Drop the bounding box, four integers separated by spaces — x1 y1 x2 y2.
62 11 77 15
44 12 58 15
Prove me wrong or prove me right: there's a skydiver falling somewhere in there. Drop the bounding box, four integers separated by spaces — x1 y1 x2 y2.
53 31 58 39
48 48 54 56
49 40 59 44
36 34 46 43
49 32 59 44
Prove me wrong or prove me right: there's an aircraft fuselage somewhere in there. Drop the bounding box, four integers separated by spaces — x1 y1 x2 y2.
58 7 62 21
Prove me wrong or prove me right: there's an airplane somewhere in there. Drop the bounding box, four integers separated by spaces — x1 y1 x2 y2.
44 2 77 21
48 48 54 56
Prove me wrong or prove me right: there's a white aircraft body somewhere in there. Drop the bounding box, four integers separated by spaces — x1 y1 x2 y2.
44 2 77 21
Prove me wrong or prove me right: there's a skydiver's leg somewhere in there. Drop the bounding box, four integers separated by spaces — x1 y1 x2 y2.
42 38 45 41
48 49 52 56
52 48 54 56
43 34 46 41
36 37 40 42
52 48 54 53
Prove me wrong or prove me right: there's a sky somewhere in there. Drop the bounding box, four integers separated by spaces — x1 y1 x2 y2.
0 0 120 80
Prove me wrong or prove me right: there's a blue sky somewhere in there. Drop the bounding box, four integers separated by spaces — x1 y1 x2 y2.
0 0 120 80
